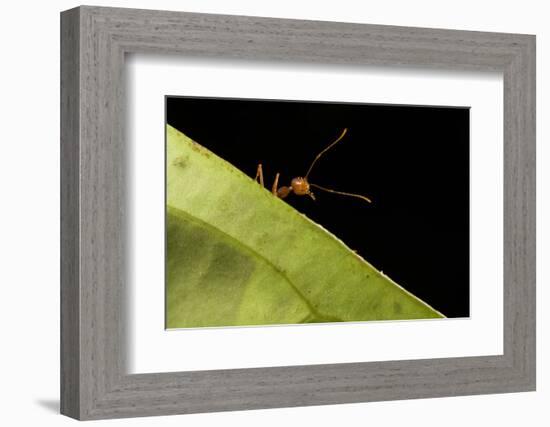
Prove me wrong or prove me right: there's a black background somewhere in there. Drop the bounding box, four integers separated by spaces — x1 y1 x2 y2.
166 96 470 318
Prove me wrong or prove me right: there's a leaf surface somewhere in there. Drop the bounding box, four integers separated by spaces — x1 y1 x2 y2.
166 125 443 328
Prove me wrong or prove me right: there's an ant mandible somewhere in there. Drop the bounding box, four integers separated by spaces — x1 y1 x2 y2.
254 128 372 204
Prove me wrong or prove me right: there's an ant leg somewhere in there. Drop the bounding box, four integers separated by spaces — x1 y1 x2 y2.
272 172 280 196
254 163 264 187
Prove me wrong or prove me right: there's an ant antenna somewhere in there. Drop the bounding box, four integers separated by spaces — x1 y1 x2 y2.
310 183 372 203
304 128 348 180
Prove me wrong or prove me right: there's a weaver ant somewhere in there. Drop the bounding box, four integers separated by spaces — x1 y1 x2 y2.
254 128 372 204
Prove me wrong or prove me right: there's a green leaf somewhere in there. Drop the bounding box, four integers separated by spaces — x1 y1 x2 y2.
166 124 444 328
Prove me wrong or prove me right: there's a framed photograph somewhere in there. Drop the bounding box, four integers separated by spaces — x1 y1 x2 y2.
164 96 466 329
61 6 535 420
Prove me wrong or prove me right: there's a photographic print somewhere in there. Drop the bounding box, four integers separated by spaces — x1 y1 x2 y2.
165 96 470 329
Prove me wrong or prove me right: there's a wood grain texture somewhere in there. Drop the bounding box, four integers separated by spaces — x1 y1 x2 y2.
60 5 536 420
60 7 80 419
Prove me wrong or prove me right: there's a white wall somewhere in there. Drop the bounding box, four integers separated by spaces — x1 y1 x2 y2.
0 1 546 425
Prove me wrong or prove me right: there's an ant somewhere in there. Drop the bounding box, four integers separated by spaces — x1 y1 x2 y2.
254 128 372 204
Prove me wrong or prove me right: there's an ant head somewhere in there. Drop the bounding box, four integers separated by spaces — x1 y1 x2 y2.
291 177 310 196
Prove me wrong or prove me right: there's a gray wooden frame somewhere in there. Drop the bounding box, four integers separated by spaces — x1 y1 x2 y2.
60 5 536 420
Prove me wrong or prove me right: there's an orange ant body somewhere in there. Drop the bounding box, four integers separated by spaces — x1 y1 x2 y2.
254 128 372 204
